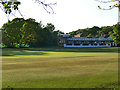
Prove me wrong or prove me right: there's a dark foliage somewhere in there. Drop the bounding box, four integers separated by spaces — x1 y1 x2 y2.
1 18 62 48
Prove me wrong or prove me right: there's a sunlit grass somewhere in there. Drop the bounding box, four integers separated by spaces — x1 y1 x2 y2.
2 47 118 88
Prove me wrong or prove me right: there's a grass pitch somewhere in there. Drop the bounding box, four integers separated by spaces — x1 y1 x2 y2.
2 47 118 88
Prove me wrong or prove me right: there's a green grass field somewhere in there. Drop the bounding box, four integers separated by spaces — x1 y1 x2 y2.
2 47 118 88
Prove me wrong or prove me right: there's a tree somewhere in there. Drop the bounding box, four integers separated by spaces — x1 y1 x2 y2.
69 31 77 37
55 30 64 35
2 18 42 47
41 23 56 46
96 0 120 46
0 0 56 20
87 34 93 38
87 26 101 37
0 29 2 46
112 23 120 46
1 17 60 47
99 26 113 36
96 0 119 10
96 0 120 24
19 18 41 47
2 18 25 47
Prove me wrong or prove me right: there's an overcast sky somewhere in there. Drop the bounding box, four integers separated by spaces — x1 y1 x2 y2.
0 0 118 33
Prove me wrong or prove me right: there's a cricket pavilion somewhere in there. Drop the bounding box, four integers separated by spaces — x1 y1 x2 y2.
59 34 116 47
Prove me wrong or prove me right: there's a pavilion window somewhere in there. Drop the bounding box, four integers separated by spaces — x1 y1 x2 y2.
67 40 73 45
99 41 104 45
74 40 81 45
83 41 89 45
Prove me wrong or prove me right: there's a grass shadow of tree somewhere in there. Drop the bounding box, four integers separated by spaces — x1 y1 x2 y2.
2 51 47 56
23 47 118 53
2 47 118 57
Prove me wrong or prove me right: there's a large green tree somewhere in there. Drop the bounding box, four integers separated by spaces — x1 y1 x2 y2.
41 23 57 46
2 18 60 47
19 18 41 47
99 26 113 36
68 25 115 38
87 26 101 38
2 18 40 47
2 18 25 47
112 23 120 46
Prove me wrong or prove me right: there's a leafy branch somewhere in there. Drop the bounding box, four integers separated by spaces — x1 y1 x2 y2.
0 0 56 20
0 0 23 20
95 0 119 10
95 0 117 3
35 0 57 14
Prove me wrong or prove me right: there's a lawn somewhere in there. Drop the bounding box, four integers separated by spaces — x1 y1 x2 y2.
2 47 118 88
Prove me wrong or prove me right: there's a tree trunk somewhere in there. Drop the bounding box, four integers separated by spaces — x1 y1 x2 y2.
117 1 120 47
119 1 120 24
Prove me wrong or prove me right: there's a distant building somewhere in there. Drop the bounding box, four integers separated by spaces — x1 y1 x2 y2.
64 37 115 47
74 33 85 37
100 34 109 38
59 34 70 38
58 34 71 46
58 34 116 47
108 35 113 38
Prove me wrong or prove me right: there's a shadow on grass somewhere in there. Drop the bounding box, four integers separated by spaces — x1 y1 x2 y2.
97 81 118 88
2 47 118 57
2 51 47 56
23 47 118 53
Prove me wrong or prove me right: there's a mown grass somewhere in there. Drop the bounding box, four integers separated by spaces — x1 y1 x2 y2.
2 47 118 88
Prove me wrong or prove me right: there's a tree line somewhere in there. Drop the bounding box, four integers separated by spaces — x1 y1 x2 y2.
1 18 120 47
69 24 120 46
1 18 63 48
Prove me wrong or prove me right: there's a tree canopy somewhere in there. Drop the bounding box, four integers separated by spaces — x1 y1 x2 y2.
68 24 120 46
112 23 120 46
1 18 60 47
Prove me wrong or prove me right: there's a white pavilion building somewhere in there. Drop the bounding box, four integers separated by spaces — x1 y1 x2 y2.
64 37 115 47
